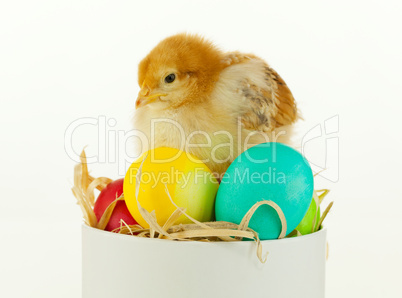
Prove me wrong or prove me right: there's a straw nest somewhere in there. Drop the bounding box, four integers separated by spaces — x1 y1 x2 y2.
72 150 333 263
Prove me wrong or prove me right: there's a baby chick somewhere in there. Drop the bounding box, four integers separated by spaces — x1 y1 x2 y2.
133 33 298 177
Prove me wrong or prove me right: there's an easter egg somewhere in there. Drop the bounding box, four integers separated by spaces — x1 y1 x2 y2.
93 179 138 232
123 147 219 228
296 197 321 235
215 142 314 240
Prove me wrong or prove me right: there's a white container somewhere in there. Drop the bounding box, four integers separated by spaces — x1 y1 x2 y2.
82 225 327 298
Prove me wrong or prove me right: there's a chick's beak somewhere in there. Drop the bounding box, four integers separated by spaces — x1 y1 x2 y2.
135 96 147 109
135 87 167 109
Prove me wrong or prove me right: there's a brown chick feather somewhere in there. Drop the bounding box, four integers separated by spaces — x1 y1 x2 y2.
134 33 299 177
220 51 297 132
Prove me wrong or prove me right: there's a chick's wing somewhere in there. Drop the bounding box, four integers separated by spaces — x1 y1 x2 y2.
217 52 298 132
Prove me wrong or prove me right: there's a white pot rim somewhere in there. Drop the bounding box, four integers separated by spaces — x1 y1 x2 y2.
82 223 326 246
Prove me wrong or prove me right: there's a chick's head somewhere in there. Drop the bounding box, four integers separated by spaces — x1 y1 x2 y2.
136 34 224 109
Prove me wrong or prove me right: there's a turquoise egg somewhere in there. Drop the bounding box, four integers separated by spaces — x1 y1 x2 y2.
215 142 314 240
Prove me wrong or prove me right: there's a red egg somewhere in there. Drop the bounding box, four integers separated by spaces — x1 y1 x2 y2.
93 178 138 231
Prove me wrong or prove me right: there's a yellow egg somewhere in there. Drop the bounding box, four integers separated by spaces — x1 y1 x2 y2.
123 147 219 228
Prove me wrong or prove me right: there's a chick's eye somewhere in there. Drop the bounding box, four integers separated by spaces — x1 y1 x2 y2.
165 73 176 83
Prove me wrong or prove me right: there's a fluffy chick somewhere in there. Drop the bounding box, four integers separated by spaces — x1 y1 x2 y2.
133 33 298 177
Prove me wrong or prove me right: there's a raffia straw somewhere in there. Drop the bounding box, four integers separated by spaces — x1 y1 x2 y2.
163 184 239 242
310 190 320 234
238 200 287 239
158 207 188 239
86 177 113 208
316 201 334 230
168 229 256 239
87 175 109 191
117 219 135 235
314 189 332 232
72 150 98 227
286 229 302 238
316 189 330 205
79 150 90 192
72 186 96 227
72 149 119 229
96 195 124 230
113 220 144 234
133 154 175 240
313 168 327 177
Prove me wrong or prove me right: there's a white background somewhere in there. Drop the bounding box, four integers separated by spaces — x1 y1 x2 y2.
1 0 401 297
